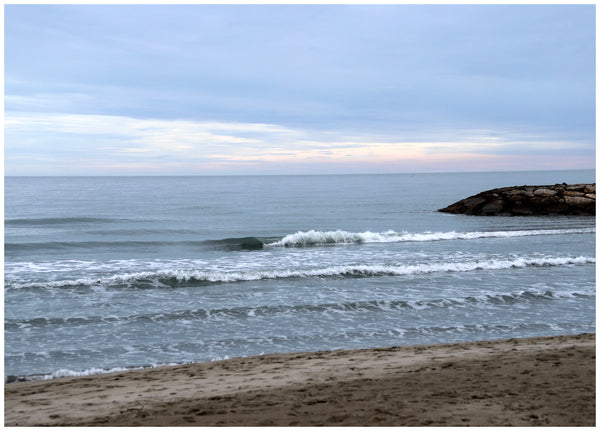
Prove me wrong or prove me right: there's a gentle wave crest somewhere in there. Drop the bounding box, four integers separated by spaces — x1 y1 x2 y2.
7 255 595 290
266 228 596 247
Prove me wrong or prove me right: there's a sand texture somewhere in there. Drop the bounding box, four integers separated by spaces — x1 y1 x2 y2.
5 333 595 426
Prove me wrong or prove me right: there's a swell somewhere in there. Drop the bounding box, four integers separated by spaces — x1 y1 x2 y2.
6 255 595 291
5 237 272 253
5 288 593 331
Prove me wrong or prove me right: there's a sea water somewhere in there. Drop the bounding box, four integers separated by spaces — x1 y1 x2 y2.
4 171 596 381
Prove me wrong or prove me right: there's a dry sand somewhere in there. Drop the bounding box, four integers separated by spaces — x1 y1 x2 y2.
4 333 595 426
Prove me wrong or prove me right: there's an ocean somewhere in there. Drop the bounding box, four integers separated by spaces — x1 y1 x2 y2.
4 170 596 381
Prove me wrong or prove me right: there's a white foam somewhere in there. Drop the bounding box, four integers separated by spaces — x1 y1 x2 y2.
8 255 594 290
266 228 595 247
267 230 399 247
44 366 133 379
13 361 180 382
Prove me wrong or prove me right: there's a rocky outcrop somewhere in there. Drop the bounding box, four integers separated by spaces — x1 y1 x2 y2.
439 183 595 216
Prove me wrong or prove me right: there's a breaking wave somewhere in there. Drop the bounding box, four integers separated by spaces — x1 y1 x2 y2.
5 228 593 254
266 228 596 247
6 255 595 291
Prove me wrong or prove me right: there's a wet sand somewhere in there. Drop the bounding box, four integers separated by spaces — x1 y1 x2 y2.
4 333 595 426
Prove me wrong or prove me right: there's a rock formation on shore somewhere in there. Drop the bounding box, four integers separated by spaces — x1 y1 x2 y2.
439 183 595 216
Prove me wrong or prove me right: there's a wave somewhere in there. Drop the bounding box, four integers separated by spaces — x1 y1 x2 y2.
6 255 595 291
5 238 270 253
266 228 596 247
202 236 270 251
5 228 593 254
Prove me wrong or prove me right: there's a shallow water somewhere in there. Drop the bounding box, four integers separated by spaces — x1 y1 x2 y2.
4 170 595 380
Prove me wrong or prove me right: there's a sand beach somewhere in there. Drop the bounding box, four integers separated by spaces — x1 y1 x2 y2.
4 333 595 427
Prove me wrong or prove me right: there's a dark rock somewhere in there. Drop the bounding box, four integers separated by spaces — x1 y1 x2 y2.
439 184 595 216
480 199 505 215
533 188 557 197
564 195 594 207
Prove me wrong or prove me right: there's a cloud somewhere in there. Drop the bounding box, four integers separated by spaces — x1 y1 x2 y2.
5 112 594 175
4 5 595 175
6 6 594 129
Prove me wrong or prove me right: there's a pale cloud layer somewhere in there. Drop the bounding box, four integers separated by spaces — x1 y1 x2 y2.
5 113 592 175
4 5 595 175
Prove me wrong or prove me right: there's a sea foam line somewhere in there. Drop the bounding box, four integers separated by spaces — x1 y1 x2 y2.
7 255 595 290
265 228 595 247
5 362 180 383
7 321 591 382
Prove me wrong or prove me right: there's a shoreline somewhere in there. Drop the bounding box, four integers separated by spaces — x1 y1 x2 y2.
5 333 595 426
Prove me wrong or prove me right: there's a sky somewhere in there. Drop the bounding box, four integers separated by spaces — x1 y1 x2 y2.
4 4 596 175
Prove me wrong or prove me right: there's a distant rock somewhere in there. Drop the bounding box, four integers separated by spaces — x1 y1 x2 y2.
438 183 595 216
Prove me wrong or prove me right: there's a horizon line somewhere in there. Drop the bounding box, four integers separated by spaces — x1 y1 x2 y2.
4 168 596 178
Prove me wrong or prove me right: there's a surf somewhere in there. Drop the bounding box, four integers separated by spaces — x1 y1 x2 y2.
265 228 596 247
6 255 595 291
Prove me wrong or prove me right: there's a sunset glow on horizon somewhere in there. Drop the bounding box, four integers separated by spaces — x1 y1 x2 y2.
5 4 595 175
